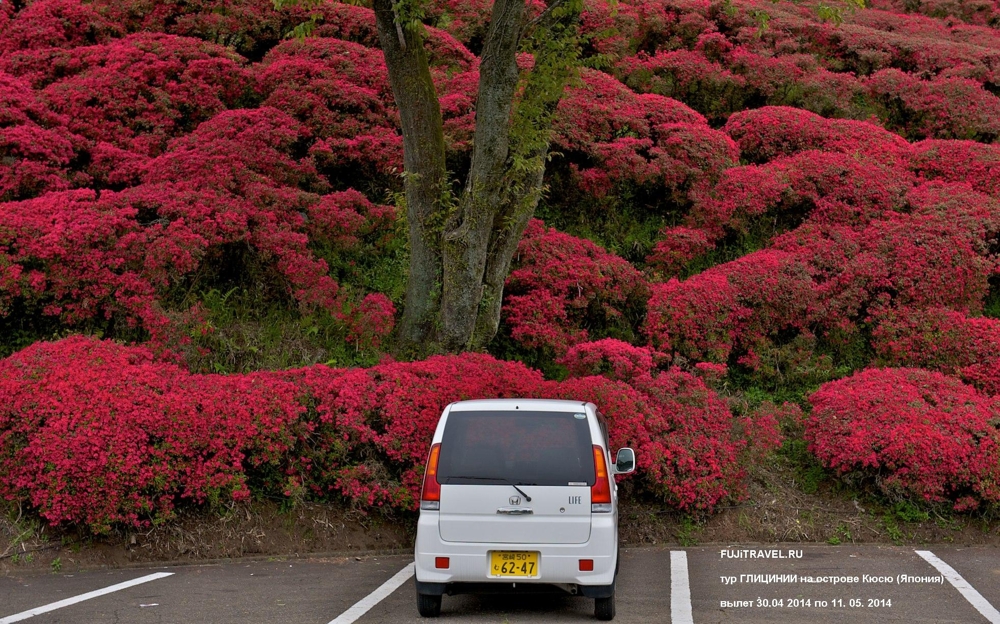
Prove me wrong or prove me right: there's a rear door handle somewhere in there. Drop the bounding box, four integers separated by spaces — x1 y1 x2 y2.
496 507 533 515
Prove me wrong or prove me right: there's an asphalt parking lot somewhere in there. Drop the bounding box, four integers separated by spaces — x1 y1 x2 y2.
2 545 998 623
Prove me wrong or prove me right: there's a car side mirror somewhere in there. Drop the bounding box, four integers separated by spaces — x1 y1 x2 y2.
613 448 635 475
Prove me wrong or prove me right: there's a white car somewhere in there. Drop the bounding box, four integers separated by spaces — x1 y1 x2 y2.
413 399 636 620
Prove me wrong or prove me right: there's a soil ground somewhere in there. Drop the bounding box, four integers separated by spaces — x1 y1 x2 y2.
3 455 998 576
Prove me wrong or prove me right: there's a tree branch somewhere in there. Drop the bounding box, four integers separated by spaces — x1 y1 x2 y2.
521 0 569 36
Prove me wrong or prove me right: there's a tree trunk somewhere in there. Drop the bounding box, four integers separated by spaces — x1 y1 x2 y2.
373 0 448 354
439 0 525 352
374 0 581 357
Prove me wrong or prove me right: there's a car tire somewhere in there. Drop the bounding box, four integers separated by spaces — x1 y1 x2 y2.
595 591 615 621
417 592 442 617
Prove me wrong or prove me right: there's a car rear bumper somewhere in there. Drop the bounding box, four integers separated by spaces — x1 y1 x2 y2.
414 511 617 589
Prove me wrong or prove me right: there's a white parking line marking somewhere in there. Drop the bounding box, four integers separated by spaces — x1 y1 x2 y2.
328 562 415 624
916 550 1000 623
671 550 694 624
0 572 174 624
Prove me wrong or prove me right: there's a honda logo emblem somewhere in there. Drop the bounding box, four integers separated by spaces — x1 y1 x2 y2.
509 495 521 505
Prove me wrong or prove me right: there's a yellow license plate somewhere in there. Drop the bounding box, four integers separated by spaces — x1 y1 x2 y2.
490 551 539 577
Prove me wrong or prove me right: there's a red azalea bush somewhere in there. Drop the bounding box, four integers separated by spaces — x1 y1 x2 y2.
503 219 649 355
571 0 1000 141
0 0 122 52
865 69 1000 142
616 49 748 121
269 352 547 508
0 335 774 526
17 34 252 157
88 0 477 68
645 249 815 363
769 206 997 327
548 371 781 512
873 307 1000 395
87 0 294 58
256 41 401 178
647 179 1000 365
306 189 396 253
686 150 915 244
806 368 1000 510
0 104 398 349
0 71 85 202
645 226 714 276
551 67 709 145
343 293 396 352
558 338 661 382
909 140 1000 198
549 68 733 204
0 336 302 531
0 189 161 327
723 106 912 164
867 0 1000 28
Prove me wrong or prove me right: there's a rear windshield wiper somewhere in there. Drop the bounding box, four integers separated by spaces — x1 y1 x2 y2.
444 476 536 501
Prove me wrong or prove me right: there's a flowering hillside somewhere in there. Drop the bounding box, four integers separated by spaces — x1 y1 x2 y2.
1 0 1000 532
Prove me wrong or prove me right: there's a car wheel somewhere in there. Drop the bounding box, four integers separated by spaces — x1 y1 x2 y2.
595 591 615 621
417 591 442 617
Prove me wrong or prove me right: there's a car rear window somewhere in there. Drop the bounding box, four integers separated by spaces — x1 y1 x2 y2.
437 410 596 486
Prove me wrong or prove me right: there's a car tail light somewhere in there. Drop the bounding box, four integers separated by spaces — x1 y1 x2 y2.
579 559 594 571
591 445 612 513
420 443 441 511
435 557 450 569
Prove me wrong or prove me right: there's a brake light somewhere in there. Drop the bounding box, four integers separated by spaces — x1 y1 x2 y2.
420 443 441 511
591 445 612 512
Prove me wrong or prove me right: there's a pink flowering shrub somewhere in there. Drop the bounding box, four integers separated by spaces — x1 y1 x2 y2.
343 293 396 352
135 108 373 317
0 336 302 531
571 0 1000 140
0 330 774 526
616 50 748 121
806 368 1000 510
647 177 1000 366
686 150 915 244
770 205 998 326
26 34 251 157
0 102 398 352
503 220 649 355
865 69 1000 142
873 307 1000 395
0 189 160 328
558 338 661 382
549 371 781 512
549 68 733 206
256 39 401 178
270 352 546 508
909 140 1000 198
645 226 714 276
645 249 815 363
87 0 293 57
0 0 122 52
306 190 396 253
867 0 1000 27
0 71 85 201
723 106 911 164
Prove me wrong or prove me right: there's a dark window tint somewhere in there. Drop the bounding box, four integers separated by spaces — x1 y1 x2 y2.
438 411 596 486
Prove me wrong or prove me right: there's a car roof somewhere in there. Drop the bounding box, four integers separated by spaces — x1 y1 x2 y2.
448 398 592 413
